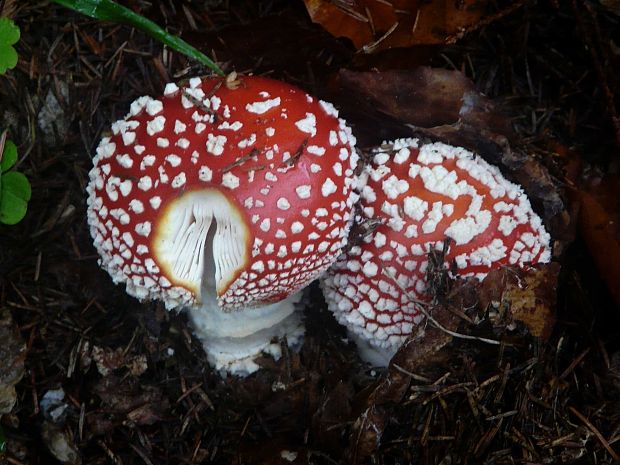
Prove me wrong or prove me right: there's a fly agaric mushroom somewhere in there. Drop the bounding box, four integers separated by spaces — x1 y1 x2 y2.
86 75 358 374
320 138 551 366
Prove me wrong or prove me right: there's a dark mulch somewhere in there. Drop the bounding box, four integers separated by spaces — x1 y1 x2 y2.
1 1 619 464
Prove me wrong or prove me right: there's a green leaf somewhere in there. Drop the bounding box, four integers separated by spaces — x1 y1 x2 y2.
52 0 225 76
2 171 31 202
0 18 20 74
1 139 17 172
0 171 31 224
0 17 19 45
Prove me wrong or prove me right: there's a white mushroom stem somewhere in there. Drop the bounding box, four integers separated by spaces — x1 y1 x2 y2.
347 330 397 367
188 290 304 376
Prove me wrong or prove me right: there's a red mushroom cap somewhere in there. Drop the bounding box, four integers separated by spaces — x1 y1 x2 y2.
321 138 551 355
86 75 358 311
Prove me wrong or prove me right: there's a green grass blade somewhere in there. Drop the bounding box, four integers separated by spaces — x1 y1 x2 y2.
52 0 225 76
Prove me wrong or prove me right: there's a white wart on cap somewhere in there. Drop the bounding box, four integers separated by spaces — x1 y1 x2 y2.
320 138 551 365
86 75 358 373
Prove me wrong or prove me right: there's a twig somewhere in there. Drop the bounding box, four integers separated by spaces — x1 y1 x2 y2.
569 406 620 461
381 266 500 345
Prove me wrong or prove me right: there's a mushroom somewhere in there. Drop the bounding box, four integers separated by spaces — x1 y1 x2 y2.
86 75 359 374
320 138 551 366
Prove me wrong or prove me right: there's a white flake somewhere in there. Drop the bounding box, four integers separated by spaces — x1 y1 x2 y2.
116 154 133 168
128 199 144 214
206 134 227 155
319 100 339 117
119 180 132 197
307 145 326 156
121 131 136 145
246 97 281 114
277 198 291 210
174 120 187 134
164 83 179 95
140 155 156 170
135 222 152 237
146 99 163 116
165 154 181 167
176 138 190 149
146 116 166 135
321 178 337 197
296 185 311 199
172 172 186 188
222 172 240 189
198 166 213 182
295 113 317 137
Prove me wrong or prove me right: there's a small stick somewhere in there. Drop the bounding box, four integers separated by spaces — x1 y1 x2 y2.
569 406 620 462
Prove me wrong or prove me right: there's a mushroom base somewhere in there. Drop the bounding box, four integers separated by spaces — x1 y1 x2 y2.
187 292 304 376
348 331 400 368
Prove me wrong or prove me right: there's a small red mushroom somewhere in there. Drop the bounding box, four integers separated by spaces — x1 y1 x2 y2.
86 75 358 374
320 138 551 366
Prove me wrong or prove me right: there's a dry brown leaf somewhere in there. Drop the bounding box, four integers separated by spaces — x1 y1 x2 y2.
335 68 571 243
41 422 81 465
0 308 26 415
578 176 620 309
88 345 148 377
92 375 169 427
304 0 489 52
479 264 560 341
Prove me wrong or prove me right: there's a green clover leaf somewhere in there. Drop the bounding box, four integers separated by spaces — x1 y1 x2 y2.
0 171 31 224
1 139 17 172
0 138 31 225
0 17 20 74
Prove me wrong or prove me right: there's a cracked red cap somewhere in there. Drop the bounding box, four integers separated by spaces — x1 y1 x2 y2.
86 75 358 310
321 138 551 359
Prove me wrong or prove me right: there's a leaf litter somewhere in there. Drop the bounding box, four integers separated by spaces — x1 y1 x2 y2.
0 1 619 464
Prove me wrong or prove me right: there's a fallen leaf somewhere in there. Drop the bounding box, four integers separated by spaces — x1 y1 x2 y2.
0 307 26 415
479 264 560 341
337 67 513 134
304 0 489 53
89 345 148 377
577 176 620 309
347 405 387 465
41 421 81 465
334 67 571 243
92 376 168 427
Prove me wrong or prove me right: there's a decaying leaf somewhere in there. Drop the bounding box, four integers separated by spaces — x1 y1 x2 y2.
480 264 560 341
304 0 489 53
0 307 26 415
577 176 620 309
91 375 168 429
335 67 571 243
347 405 387 464
88 345 148 377
41 421 81 465
338 67 514 134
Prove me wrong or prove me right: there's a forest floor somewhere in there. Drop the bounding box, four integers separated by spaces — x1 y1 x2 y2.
1 1 620 464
